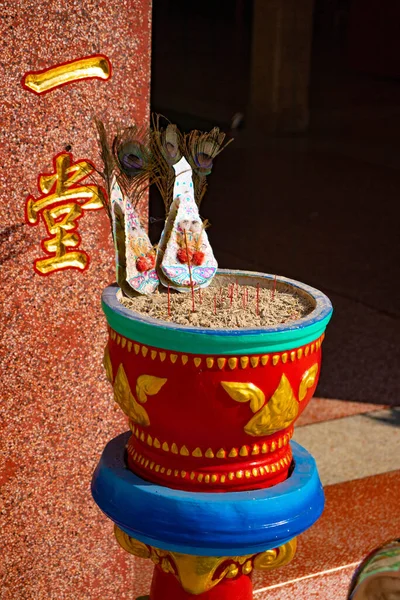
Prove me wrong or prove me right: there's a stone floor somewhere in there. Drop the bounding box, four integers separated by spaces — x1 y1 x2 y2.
252 400 400 599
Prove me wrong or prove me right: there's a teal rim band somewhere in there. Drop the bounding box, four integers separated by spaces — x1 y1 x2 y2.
101 270 333 355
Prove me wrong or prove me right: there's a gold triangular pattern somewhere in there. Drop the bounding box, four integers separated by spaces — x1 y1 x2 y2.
244 375 298 436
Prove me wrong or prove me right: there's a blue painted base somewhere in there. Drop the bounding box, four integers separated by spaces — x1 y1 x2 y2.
91 432 324 557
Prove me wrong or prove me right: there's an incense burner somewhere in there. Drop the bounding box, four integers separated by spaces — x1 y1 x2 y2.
101 269 332 492
93 268 332 599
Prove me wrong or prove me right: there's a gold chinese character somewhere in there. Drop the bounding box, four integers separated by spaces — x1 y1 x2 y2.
26 152 105 275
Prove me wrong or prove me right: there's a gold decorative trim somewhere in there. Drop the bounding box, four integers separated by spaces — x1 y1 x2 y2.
228 357 238 370
114 528 297 595
221 377 298 437
108 331 325 372
206 357 214 368
217 357 226 369
299 363 319 401
250 356 259 368
103 344 113 384
113 366 167 427
127 443 292 485
129 425 293 461
253 538 297 571
240 356 249 369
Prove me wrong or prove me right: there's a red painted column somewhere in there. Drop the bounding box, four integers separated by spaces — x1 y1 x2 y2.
149 566 253 600
1 1 151 597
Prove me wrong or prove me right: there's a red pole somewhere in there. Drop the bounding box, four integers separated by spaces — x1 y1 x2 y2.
149 565 253 600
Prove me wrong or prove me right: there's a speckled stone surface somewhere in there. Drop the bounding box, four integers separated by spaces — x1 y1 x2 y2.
294 408 400 485
252 470 400 592
0 2 151 599
296 397 385 427
254 564 357 599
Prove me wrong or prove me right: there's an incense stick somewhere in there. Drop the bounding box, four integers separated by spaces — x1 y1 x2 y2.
184 231 196 312
272 275 277 300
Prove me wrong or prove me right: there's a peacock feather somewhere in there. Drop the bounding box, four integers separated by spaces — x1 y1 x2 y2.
94 116 232 295
151 114 183 211
112 123 154 209
184 127 233 206
94 118 114 222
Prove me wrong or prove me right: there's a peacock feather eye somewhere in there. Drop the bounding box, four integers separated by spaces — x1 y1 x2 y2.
194 152 213 173
166 141 178 159
117 142 147 177
163 124 181 164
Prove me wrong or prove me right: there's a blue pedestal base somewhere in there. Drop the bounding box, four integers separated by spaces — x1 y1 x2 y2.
91 432 324 557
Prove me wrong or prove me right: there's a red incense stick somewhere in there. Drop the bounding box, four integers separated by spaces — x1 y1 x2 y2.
272 275 277 300
167 284 171 317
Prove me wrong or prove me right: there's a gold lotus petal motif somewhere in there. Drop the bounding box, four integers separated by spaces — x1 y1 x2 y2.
253 538 297 570
103 344 113 384
114 526 296 595
299 363 319 401
114 525 151 559
221 381 265 413
244 375 298 436
155 551 255 595
113 366 167 427
136 374 167 404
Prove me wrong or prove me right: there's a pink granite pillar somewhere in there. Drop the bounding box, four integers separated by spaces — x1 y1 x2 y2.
0 1 152 598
